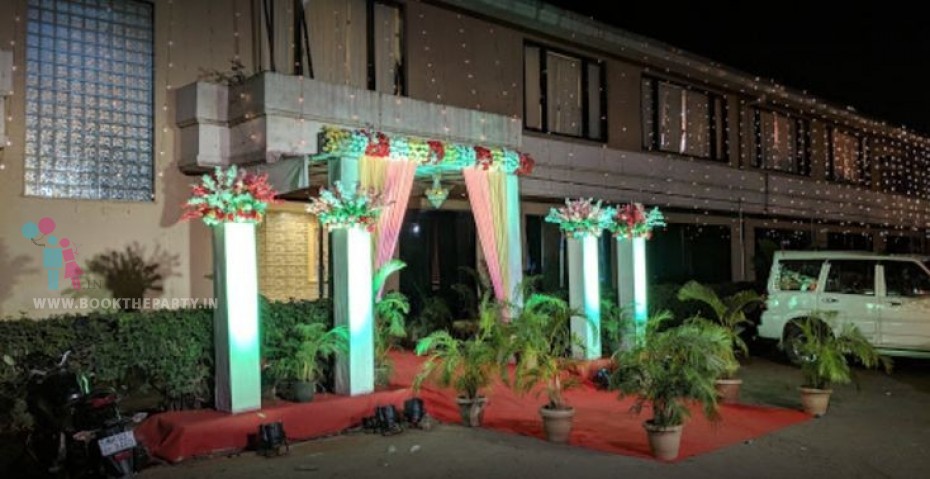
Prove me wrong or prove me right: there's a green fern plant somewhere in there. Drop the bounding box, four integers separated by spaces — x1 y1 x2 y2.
271 323 349 383
677 281 761 378
502 294 581 410
794 317 891 390
414 297 507 399
612 311 735 427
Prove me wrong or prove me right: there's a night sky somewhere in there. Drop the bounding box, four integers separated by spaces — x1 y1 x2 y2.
545 2 930 135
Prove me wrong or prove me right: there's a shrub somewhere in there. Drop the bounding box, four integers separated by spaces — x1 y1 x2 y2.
0 298 332 431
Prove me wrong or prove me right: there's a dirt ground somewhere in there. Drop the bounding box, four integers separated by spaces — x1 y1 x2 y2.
136 353 930 479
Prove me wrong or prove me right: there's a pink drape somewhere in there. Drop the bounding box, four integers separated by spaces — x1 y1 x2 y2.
360 156 418 297
463 167 506 301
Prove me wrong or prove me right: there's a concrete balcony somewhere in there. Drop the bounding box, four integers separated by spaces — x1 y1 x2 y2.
174 72 521 175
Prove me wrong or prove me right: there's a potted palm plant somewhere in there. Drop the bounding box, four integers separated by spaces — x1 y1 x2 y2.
677 281 762 404
414 298 506 427
792 317 890 416
612 312 735 460
504 294 580 443
271 323 349 402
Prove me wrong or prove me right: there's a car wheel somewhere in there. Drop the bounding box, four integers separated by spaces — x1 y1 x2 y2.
783 322 808 366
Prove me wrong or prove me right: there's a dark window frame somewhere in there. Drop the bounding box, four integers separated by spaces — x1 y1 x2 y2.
750 106 812 176
827 126 870 187
365 0 406 96
523 40 607 142
641 75 728 162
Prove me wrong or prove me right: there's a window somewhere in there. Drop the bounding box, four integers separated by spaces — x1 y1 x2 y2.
752 109 810 175
642 77 726 160
777 260 824 292
883 261 930 297
827 232 873 252
829 128 869 185
266 0 405 95
825 260 876 295
524 43 606 140
877 140 925 198
24 0 154 201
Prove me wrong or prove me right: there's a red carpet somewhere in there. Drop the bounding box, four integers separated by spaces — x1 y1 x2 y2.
134 388 410 463
387 351 810 462
136 351 809 463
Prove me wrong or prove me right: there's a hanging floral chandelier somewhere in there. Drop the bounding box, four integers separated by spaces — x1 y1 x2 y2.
424 174 450 209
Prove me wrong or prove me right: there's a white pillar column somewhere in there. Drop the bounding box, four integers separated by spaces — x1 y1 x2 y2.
568 235 601 359
213 222 261 413
331 227 374 395
504 174 523 306
617 237 649 349
328 156 375 396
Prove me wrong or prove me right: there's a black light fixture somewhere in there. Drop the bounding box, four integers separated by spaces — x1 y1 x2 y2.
256 421 289 456
375 404 403 436
404 397 425 426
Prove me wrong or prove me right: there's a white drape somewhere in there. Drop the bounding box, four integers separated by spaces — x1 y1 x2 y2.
546 52 582 137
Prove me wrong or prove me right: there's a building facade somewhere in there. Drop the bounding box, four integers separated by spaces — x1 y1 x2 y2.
2 0 929 316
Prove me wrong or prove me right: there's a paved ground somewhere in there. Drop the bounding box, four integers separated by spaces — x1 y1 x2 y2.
137 353 930 479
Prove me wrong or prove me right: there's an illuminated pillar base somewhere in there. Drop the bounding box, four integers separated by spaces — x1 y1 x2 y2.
568 235 601 359
617 237 649 349
213 222 261 414
332 226 375 396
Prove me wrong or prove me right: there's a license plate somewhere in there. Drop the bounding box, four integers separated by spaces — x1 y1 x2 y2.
98 430 136 456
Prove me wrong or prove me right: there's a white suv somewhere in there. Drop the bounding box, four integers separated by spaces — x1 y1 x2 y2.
758 251 930 362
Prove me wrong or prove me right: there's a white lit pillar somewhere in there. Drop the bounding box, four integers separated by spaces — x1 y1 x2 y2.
504 174 524 307
329 157 375 396
618 237 649 349
213 222 262 413
568 235 601 359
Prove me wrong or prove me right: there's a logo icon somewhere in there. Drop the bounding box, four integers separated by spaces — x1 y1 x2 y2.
21 217 83 291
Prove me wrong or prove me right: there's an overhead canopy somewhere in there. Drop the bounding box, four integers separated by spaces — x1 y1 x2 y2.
249 126 536 202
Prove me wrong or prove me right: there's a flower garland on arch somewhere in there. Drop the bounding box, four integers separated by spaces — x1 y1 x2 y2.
608 203 666 240
320 126 535 176
181 166 278 226
306 181 388 232
544 198 616 238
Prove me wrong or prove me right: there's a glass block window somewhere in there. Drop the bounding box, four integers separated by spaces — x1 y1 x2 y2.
24 0 154 201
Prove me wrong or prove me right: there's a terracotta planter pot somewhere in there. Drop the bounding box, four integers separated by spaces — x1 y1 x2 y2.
799 387 833 416
539 406 575 443
643 421 684 461
456 396 488 427
715 378 743 404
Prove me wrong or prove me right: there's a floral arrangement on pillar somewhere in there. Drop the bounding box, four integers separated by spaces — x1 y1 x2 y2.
306 181 387 232
544 198 616 238
181 166 278 224
607 203 666 240
320 126 535 175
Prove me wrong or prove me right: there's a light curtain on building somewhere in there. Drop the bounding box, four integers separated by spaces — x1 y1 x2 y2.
760 111 798 173
832 130 862 183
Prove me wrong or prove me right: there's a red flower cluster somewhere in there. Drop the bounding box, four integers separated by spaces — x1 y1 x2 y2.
517 153 535 176
181 167 278 225
365 132 391 157
427 140 445 165
475 146 493 170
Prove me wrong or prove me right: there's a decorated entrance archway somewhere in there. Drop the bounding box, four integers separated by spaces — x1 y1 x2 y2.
310 126 534 396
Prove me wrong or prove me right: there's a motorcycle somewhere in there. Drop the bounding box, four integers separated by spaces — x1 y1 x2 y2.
25 351 148 478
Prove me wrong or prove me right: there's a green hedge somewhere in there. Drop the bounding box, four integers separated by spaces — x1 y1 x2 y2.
0 298 331 431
